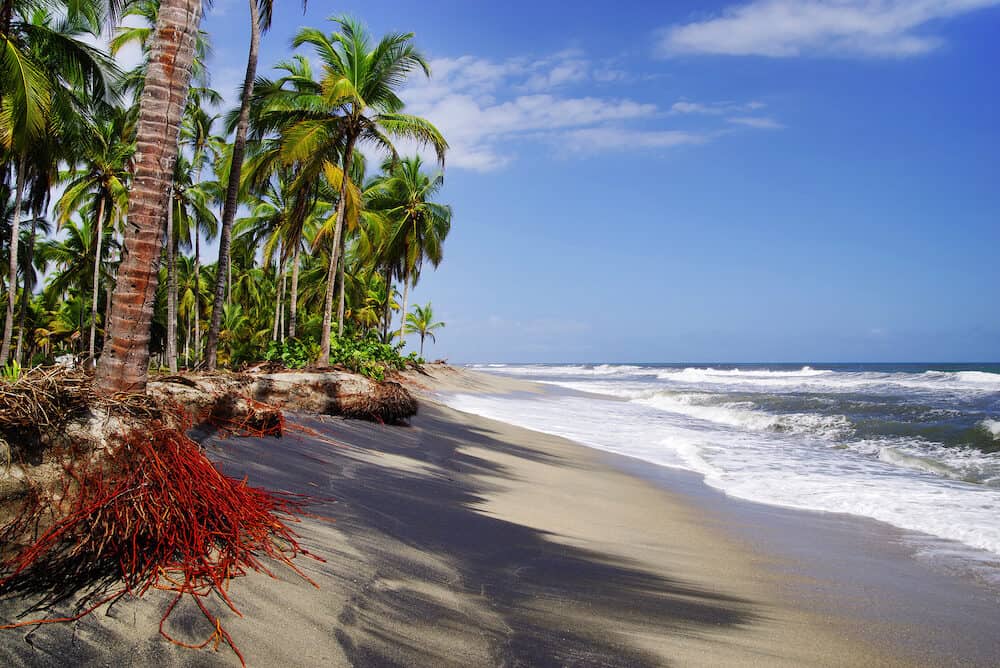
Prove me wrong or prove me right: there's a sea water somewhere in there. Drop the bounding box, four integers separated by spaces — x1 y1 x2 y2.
446 364 1000 575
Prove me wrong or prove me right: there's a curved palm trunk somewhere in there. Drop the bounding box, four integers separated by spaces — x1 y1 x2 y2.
336 231 346 336
165 193 178 372
204 0 260 371
14 213 38 364
88 196 107 363
288 242 300 339
95 0 203 395
0 154 26 366
319 137 356 366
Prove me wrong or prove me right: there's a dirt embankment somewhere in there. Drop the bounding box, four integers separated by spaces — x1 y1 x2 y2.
0 368 418 517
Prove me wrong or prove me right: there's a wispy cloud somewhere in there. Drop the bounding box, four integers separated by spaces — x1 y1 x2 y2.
658 0 1000 58
400 52 775 171
561 127 710 153
671 99 766 115
727 116 784 129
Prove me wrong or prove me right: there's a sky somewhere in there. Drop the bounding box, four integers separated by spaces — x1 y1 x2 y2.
190 0 1000 363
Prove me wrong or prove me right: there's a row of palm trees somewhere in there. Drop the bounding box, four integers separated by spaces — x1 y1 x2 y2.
0 1 451 391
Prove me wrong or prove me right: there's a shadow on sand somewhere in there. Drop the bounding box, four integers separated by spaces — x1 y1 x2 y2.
209 404 759 667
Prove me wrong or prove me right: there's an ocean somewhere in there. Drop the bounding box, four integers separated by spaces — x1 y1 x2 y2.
444 363 1000 576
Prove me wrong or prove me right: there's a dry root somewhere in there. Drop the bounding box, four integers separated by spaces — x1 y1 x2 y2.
0 406 318 666
337 381 417 423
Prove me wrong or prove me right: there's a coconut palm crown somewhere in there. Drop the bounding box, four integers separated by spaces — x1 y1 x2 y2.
276 15 448 366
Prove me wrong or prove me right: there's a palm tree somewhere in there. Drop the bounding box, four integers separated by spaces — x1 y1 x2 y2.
56 107 133 361
95 0 203 395
203 0 308 372
0 5 117 365
256 16 447 367
239 53 323 340
405 302 444 357
368 156 452 341
179 102 222 360
0 185 50 362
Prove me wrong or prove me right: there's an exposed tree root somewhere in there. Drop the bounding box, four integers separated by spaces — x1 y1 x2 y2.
0 372 322 666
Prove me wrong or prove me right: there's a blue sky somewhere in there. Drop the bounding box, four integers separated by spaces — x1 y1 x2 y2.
193 1 1000 363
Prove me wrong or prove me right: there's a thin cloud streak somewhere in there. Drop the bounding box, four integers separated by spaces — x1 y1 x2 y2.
658 0 1000 58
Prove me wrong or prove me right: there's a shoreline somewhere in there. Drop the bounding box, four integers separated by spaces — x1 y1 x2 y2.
413 366 1000 664
1 365 997 665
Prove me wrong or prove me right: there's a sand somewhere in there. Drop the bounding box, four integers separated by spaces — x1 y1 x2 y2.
1 365 997 666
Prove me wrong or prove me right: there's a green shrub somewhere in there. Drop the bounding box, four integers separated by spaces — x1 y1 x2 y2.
264 338 319 369
1 360 21 383
329 333 420 380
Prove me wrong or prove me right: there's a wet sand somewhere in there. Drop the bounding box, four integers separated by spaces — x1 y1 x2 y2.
1 365 998 666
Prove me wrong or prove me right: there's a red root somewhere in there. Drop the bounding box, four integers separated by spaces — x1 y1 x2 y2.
0 414 321 666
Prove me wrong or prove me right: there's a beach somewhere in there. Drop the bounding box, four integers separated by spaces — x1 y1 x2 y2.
2 365 999 666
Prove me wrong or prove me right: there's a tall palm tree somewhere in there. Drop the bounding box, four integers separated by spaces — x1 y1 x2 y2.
239 53 326 340
56 107 133 361
271 16 447 367
368 156 452 341
405 302 443 357
95 0 203 395
37 215 117 350
203 0 307 371
0 5 117 364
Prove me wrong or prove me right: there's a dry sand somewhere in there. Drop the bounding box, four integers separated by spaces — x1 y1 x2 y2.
1 365 996 666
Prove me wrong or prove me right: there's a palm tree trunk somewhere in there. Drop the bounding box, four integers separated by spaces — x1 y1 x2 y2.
204 0 260 371
398 266 410 344
288 242 300 339
88 196 107 363
184 311 191 367
165 192 178 373
319 136 356 366
381 265 392 342
95 0 203 395
272 254 285 342
14 213 37 365
193 230 200 363
0 154 26 366
336 231 346 336
279 271 286 342
104 281 112 343
420 334 425 357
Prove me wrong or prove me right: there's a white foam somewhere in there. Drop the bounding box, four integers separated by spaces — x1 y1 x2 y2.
847 437 1000 484
646 367 1000 396
980 420 1000 440
635 392 854 439
482 364 648 377
443 391 1000 557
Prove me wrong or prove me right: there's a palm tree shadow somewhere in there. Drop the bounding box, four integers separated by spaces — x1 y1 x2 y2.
212 404 761 667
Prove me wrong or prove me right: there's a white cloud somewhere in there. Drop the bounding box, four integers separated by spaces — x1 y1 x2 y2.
561 127 709 153
727 116 784 129
658 0 1000 58
399 52 770 171
671 101 721 115
401 52 671 171
671 99 769 116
